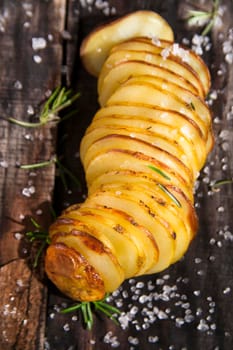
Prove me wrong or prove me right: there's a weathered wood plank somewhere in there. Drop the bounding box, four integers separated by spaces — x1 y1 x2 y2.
0 1 66 349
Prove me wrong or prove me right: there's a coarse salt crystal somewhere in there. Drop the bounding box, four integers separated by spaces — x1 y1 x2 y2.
32 37 47 51
0 160 8 168
33 55 42 64
14 80 23 90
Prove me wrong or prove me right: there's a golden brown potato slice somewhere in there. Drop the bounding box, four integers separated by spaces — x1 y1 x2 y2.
77 205 159 276
85 149 193 201
99 60 199 105
82 134 193 186
90 104 207 167
80 10 174 76
45 243 106 301
106 81 213 145
88 171 198 238
85 189 176 273
63 207 145 278
81 119 199 176
53 230 125 294
109 38 210 95
101 182 190 263
98 49 205 99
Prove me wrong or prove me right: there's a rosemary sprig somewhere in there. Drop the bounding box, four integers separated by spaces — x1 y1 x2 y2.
61 293 121 330
8 86 80 128
158 184 182 208
20 156 81 191
148 165 171 180
25 217 51 268
187 0 220 36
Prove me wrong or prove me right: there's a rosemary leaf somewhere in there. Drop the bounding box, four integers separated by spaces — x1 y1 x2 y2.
158 183 182 208
211 179 233 190
7 118 42 128
30 217 42 229
33 240 48 268
148 165 171 180
86 302 94 330
60 295 121 329
60 303 83 314
95 301 121 315
20 159 55 169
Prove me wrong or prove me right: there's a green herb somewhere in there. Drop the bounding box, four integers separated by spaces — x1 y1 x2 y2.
190 101 195 110
158 184 182 208
8 86 80 128
187 0 219 36
26 218 51 268
20 156 81 191
211 179 233 191
61 293 121 330
148 165 171 180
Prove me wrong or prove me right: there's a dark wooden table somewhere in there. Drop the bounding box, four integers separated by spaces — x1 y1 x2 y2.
1 1 233 349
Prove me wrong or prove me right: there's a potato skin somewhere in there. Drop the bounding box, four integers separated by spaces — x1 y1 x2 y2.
45 243 105 301
45 11 213 301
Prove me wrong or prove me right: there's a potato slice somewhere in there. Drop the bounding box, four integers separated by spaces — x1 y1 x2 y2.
109 38 210 95
122 75 211 125
81 121 200 176
45 243 106 301
85 149 193 201
107 184 190 263
93 173 198 240
63 207 143 278
106 81 212 144
80 10 174 76
98 49 204 99
82 134 193 186
53 230 125 293
99 60 199 105
85 189 176 273
91 104 207 166
77 205 159 275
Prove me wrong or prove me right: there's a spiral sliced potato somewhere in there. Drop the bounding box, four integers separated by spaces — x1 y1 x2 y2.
45 11 214 301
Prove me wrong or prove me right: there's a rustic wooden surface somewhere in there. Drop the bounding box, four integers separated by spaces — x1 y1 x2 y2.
1 0 233 349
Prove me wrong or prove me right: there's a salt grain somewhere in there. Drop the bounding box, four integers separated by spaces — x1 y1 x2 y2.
223 287 231 295
27 105 34 115
33 55 42 64
148 335 159 343
63 323 70 332
0 160 8 168
193 290 201 296
32 37 47 51
22 185 35 197
197 319 209 332
128 336 139 345
14 232 23 240
14 80 23 90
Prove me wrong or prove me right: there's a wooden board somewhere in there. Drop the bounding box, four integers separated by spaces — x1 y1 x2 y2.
0 1 66 349
1 0 233 349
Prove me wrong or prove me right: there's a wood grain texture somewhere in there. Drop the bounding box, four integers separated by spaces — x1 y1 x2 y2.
0 1 66 349
1 0 233 349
